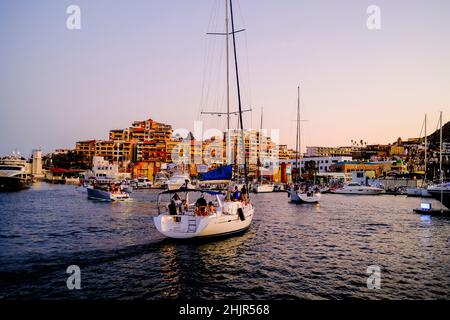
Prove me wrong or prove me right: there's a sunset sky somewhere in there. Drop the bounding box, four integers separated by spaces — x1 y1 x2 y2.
0 0 449 156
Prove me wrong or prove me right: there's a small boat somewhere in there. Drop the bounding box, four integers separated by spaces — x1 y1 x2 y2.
153 172 169 189
253 183 274 193
331 183 384 195
121 183 133 194
153 187 254 239
87 185 130 201
133 177 152 189
288 188 321 203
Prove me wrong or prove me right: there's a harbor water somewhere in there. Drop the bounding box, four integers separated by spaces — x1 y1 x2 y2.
0 183 449 299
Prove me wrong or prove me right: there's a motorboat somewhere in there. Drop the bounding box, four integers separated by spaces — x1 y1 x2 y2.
0 155 32 192
120 182 133 194
331 183 384 195
153 187 254 239
253 183 274 193
288 187 321 203
87 184 130 201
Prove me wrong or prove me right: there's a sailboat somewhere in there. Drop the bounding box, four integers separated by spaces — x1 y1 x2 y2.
426 112 449 210
414 111 449 215
153 0 255 239
253 108 274 193
407 114 432 197
288 85 321 204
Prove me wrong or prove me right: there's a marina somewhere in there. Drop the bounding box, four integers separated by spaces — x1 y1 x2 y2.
0 0 449 306
0 182 449 299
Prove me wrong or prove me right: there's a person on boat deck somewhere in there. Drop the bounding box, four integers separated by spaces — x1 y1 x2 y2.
195 194 208 216
181 199 189 212
207 201 216 213
238 193 247 205
172 193 182 211
168 200 177 215
240 185 247 203
233 186 239 201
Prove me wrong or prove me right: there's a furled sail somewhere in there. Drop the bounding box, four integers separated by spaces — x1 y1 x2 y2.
200 165 232 181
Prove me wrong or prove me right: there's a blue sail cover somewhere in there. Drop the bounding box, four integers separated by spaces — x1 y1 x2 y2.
200 165 232 181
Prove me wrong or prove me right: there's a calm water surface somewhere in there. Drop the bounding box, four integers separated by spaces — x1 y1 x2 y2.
0 183 449 299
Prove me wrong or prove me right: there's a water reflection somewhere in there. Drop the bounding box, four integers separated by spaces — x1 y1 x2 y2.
0 185 449 299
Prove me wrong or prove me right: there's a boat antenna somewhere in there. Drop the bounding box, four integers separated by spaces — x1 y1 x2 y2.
424 114 427 183
295 85 300 183
229 0 248 192
259 107 263 184
439 111 443 213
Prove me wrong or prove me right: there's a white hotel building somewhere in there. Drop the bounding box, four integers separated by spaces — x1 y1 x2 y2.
283 156 353 173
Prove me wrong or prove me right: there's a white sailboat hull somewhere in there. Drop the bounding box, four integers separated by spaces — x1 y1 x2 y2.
153 203 254 239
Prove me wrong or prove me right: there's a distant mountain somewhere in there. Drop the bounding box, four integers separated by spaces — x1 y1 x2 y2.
427 120 450 146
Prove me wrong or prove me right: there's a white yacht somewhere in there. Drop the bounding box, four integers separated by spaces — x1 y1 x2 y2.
0 156 32 192
331 183 384 195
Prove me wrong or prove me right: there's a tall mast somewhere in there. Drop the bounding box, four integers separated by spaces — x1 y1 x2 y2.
424 114 427 182
225 0 230 132
439 111 443 212
260 107 263 184
298 85 302 177
229 0 248 188
295 86 300 183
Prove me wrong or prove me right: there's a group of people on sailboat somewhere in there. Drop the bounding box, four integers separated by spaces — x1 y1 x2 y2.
225 185 248 204
168 192 217 216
